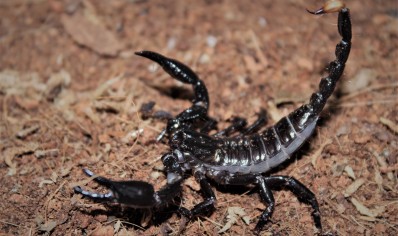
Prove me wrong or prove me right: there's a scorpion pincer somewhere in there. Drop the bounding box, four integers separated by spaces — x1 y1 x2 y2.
74 0 351 234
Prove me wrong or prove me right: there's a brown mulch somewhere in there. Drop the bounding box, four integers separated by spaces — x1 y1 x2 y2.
0 0 397 235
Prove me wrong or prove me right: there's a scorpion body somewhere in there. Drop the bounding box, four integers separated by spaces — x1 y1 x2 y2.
74 1 351 233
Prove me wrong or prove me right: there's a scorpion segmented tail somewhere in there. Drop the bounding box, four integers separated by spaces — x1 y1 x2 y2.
260 7 351 167
282 8 351 136
190 7 352 176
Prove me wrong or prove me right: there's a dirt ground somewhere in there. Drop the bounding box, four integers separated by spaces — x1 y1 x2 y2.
0 0 397 235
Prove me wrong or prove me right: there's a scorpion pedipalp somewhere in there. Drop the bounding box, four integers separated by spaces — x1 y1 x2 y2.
135 51 217 141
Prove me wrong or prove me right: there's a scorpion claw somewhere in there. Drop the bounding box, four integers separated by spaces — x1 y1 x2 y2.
307 0 345 15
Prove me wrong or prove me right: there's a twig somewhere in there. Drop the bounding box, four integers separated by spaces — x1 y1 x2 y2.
340 82 398 101
203 216 223 228
339 99 397 108
45 181 66 221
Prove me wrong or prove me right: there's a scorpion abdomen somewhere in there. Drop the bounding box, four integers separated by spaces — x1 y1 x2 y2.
196 113 318 176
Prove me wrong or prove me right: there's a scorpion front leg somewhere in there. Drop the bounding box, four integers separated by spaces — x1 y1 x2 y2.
135 51 217 140
74 153 184 208
178 172 216 221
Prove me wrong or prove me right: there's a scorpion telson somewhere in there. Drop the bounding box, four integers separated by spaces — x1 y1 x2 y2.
74 1 351 234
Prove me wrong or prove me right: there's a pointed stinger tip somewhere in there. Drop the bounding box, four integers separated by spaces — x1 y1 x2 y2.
306 8 325 15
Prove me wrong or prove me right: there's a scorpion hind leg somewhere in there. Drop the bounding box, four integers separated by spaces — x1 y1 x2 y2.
178 173 216 226
254 176 276 233
264 176 322 232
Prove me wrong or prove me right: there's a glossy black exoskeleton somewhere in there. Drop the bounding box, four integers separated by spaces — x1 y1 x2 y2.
74 1 351 234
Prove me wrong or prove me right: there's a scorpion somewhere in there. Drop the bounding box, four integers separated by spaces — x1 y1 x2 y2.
74 0 351 234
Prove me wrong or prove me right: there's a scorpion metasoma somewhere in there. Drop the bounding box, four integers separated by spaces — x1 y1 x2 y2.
74 0 351 234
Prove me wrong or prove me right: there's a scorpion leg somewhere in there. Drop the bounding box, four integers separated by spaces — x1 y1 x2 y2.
237 109 268 136
74 153 184 208
214 109 267 138
254 176 275 233
264 176 322 231
135 51 216 140
178 172 216 220
213 116 248 137
214 174 275 233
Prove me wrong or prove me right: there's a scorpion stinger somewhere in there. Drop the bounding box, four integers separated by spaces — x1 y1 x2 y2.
135 51 217 140
75 1 351 234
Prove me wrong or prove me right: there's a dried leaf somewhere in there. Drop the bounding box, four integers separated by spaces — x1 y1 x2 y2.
4 142 40 169
218 207 250 233
114 220 121 234
39 220 57 232
185 177 201 191
311 138 333 168
45 70 71 101
61 13 123 56
341 68 376 94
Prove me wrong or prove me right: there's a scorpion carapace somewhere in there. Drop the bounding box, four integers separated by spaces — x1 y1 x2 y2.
74 1 351 234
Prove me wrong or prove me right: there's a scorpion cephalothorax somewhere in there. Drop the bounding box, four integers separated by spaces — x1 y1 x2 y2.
74 1 351 234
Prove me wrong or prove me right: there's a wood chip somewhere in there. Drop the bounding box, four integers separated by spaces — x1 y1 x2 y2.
380 117 398 133
343 178 365 197
344 165 356 179
372 150 395 181
34 149 59 158
350 197 385 218
84 107 101 124
267 101 284 122
93 101 123 113
374 168 384 191
16 124 40 139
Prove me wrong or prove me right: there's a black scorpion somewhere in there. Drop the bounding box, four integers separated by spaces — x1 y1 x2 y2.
74 1 351 233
